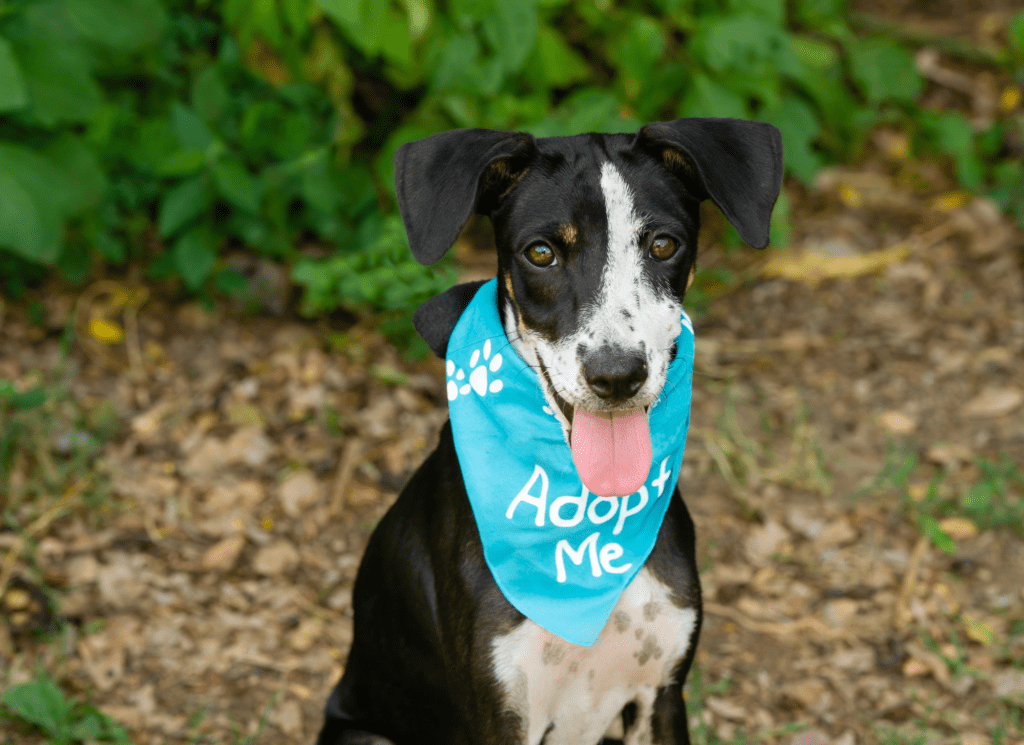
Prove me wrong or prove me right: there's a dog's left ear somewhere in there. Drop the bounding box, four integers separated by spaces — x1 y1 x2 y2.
394 129 536 266
635 118 784 249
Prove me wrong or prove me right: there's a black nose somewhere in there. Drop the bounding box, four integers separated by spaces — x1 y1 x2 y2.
583 348 648 403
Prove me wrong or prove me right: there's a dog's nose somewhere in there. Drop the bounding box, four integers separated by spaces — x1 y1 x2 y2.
583 348 648 403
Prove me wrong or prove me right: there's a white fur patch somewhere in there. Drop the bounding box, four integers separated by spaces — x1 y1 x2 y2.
505 161 683 441
491 567 697 745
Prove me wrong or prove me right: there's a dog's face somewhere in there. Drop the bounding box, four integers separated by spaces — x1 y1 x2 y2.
492 135 701 436
397 119 782 492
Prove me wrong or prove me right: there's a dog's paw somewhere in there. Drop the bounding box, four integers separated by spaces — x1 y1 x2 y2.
447 339 503 401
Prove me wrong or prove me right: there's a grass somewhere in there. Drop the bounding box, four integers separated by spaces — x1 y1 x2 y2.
702 384 832 511
861 442 1024 554
684 666 808 745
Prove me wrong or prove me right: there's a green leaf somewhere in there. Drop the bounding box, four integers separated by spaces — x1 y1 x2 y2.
213 159 262 214
679 74 748 119
0 38 28 112
65 0 168 52
727 0 784 24
69 711 103 741
0 143 68 264
44 134 107 215
2 680 69 735
848 39 922 105
1009 11 1024 57
533 24 590 87
761 97 823 185
921 112 983 191
172 230 217 290
616 16 666 81
8 32 102 126
483 0 539 74
171 102 216 152
192 66 229 123
919 514 957 555
528 89 620 137
159 176 209 238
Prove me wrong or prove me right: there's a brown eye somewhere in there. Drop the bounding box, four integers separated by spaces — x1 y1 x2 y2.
525 242 556 267
650 235 678 260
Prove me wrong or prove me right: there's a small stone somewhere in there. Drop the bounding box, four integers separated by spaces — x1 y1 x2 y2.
993 669 1024 699
181 438 230 480
200 535 246 572
834 731 856 745
703 696 745 722
224 425 275 467
879 410 916 434
960 733 989 745
271 698 304 739
288 618 323 652
963 387 1023 418
824 598 858 627
67 555 100 585
253 541 300 576
925 443 972 466
788 679 827 708
903 658 929 677
97 563 146 607
278 470 323 518
814 517 857 549
785 506 825 540
745 521 790 565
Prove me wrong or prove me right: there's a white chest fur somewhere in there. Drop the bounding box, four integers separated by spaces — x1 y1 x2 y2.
490 567 697 745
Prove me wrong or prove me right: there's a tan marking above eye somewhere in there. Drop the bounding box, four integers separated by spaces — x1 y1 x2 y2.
525 242 556 267
555 223 578 246
650 235 678 260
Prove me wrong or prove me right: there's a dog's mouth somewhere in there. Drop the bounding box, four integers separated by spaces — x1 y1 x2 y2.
539 363 654 498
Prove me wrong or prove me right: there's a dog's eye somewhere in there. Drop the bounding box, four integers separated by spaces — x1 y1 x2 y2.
650 235 678 261
525 242 556 267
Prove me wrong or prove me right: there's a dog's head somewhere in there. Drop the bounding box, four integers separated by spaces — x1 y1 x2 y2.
398 119 782 492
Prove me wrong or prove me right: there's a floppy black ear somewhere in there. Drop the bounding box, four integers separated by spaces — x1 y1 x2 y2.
413 280 488 358
635 118 784 249
394 129 536 265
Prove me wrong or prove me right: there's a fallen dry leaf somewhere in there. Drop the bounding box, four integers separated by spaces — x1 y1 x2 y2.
962 387 1023 418
761 244 909 283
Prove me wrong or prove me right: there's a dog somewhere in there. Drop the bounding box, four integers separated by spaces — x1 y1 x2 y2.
317 118 783 745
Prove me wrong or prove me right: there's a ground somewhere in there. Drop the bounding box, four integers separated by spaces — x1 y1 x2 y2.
1 145 1022 744
2 17 1024 741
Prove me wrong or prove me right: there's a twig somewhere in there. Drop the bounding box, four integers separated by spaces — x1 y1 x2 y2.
704 601 849 640
893 535 929 630
329 440 362 515
0 478 86 597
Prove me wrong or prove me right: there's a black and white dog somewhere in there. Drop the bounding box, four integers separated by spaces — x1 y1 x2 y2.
317 118 783 745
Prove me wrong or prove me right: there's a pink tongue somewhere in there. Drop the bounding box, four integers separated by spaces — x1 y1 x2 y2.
570 407 652 497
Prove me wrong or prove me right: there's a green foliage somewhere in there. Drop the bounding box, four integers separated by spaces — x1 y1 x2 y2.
0 0 1022 349
864 446 1024 553
0 374 116 513
1 679 132 744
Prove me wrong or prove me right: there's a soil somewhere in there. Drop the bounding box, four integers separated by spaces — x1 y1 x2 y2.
2 39 1024 745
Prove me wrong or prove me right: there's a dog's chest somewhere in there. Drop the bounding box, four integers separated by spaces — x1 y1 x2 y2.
490 567 697 745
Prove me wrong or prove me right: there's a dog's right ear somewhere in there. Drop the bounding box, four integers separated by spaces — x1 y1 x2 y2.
394 129 536 266
413 280 488 358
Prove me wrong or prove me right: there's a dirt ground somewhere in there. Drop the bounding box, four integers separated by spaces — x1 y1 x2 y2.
3 3 1024 734
1 138 1023 744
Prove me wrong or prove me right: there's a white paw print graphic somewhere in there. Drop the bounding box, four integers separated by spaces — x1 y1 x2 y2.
447 339 504 401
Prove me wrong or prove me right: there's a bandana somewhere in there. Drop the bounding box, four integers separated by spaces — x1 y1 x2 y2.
445 279 694 647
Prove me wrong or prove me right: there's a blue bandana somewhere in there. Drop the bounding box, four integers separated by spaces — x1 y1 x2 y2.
445 279 694 647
